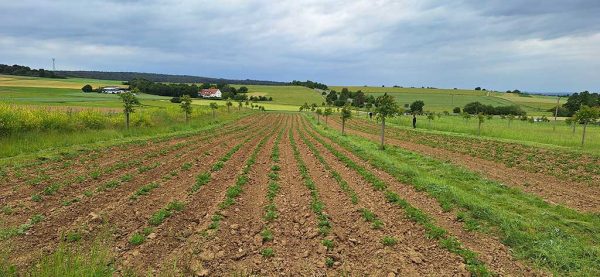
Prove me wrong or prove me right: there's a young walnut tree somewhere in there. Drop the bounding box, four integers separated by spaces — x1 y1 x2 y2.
324 107 333 126
340 104 352 135
120 89 140 130
316 108 323 124
375 93 400 149
209 102 219 119
575 105 600 146
180 95 192 122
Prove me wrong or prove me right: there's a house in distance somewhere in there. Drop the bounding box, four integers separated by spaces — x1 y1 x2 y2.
101 86 129 94
199 88 222 98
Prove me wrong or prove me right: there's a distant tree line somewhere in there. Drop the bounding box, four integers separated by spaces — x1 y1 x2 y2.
0 64 64 79
463 102 526 116
55 70 286 85
129 79 272 102
128 78 199 98
291 80 328 90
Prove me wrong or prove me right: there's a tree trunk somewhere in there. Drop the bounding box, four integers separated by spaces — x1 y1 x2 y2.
572 123 576 134
185 112 189 123
342 118 345 135
553 96 560 131
581 123 587 146
212 109 215 119
125 112 130 130
380 117 385 149
227 106 230 113
317 114 320 124
478 121 481 136
325 116 328 126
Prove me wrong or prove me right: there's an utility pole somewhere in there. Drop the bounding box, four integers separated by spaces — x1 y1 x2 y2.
553 96 560 131
52 58 55 71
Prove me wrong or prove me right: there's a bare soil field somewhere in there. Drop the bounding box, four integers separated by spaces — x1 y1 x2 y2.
2 112 598 276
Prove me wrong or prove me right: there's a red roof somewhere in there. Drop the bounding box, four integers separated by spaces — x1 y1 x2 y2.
200 89 220 96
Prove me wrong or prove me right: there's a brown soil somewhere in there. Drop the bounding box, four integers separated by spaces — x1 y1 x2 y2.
328 116 600 213
303 117 543 276
4 115 274 269
2 113 555 275
0 119 260 229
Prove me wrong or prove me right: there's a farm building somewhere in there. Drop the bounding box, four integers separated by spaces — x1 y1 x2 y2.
101 86 128 94
199 88 222 98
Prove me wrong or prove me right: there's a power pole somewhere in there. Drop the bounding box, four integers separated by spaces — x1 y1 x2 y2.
553 96 560 131
52 58 55 71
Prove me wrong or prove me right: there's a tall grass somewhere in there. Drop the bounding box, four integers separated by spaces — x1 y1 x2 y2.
0 104 251 159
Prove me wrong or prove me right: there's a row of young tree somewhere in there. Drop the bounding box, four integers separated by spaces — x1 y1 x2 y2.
0 64 63 79
303 95 599 146
127 78 200 98
117 92 263 130
302 93 400 149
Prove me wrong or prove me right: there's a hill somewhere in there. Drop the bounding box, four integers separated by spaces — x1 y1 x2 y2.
330 86 558 115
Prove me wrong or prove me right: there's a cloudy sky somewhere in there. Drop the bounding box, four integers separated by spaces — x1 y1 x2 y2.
1 0 599 92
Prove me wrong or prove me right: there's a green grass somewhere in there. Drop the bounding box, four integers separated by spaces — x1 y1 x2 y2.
381 236 398 246
381 114 600 153
307 115 600 276
231 85 324 106
148 201 185 226
129 233 145 245
130 182 160 200
260 247 275 258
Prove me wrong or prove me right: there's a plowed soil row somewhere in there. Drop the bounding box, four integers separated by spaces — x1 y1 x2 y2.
292 119 467 275
115 116 284 274
327 116 600 213
0 115 256 203
301 117 541 276
0 117 263 229
3 114 279 269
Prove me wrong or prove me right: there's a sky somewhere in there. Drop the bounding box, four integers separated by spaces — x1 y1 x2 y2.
0 0 599 92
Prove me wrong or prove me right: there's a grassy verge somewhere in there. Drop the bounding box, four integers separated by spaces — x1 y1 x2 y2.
305 115 600 276
0 107 253 163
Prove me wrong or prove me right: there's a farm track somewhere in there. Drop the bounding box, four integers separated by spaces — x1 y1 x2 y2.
302 117 541 276
119 115 283 274
329 116 600 213
0 119 259 228
293 119 466 275
4 114 276 269
0 115 256 202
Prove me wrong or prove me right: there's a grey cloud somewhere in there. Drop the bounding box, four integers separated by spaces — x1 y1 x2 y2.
0 0 598 92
